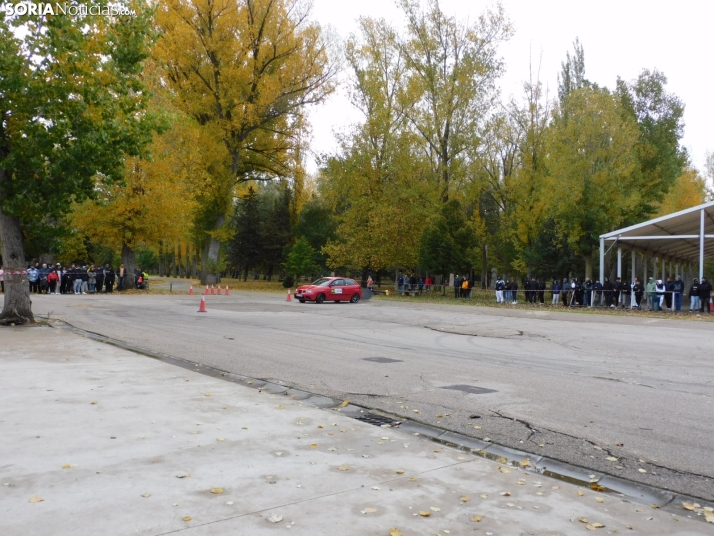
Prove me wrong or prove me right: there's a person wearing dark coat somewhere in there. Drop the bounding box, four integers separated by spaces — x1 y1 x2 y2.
613 277 622 307
95 266 105 294
633 278 644 308
699 278 712 313
689 278 701 312
104 264 115 293
664 277 675 310
538 280 546 304
603 278 614 308
510 279 519 304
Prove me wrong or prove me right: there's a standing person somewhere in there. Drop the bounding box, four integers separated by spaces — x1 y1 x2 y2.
621 279 631 309
654 279 666 311
699 277 712 313
417 277 424 294
593 279 603 306
72 265 82 294
118 264 126 291
561 278 569 306
538 279 546 304
603 277 614 308
612 277 622 307
551 279 560 304
425 275 432 291
88 266 97 293
80 266 89 294
645 277 656 310
673 276 685 312
511 279 518 304
583 279 593 307
134 267 142 288
689 278 700 312
453 275 460 299
47 268 59 294
38 263 51 294
461 276 469 298
27 264 39 293
95 265 105 294
104 264 115 293
664 276 674 310
495 276 505 303
409 273 417 293
633 278 643 309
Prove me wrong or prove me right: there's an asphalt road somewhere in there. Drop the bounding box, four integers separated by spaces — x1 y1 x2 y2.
30 291 714 501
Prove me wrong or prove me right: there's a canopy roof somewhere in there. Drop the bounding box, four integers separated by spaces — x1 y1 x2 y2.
600 201 714 263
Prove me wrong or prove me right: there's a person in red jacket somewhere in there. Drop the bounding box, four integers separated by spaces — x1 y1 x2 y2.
47 269 60 294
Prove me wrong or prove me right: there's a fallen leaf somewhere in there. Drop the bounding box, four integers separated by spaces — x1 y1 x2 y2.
274 452 283 457
29 496 44 503
277 405 285 409
590 483 606 492
389 530 403 536
606 456 618 462
498 466 511 474
497 457 507 463
419 511 431 517
459 496 470 502
516 479 526 485
520 459 531 467
328 447 338 452
90 401 97 405
413 409 420 413
217 437 225 441
340 400 349 407
317 425 324 428
430 507 441 512
337 465 350 471
480 494 488 499
471 515 483 522
506 502 515 507
226 501 234 505
182 516 192 522
682 502 696 511
372 486 381 490
267 514 283 523
578 490 585 496
651 504 660 509
589 522 605 529
205 393 211 397
579 517 589 523
210 488 224 494
408 477 416 482
500 492 510 496
61 464 77 469
596 497 605 503
639 468 647 473
705 514 714 523
361 507 377 514
437 414 444 418
396 470 404 475
309 444 318 449
141 493 151 498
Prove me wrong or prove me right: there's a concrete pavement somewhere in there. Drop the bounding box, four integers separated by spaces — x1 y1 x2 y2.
1 326 712 535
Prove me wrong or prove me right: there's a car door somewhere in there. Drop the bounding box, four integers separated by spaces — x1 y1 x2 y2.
329 279 345 301
343 278 359 300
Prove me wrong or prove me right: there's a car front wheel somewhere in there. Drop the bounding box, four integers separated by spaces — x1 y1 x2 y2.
298 298 305 303
350 293 360 303
315 293 325 304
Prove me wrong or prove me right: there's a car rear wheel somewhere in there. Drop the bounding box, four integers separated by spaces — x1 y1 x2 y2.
350 293 360 303
315 293 325 304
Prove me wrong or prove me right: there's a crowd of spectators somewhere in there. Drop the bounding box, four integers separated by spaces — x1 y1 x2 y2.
0 263 149 294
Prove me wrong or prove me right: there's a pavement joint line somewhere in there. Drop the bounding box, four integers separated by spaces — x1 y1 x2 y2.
49 319 713 521
151 460 472 536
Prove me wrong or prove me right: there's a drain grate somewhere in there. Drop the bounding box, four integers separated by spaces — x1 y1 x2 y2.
442 384 497 395
362 357 403 363
355 413 401 427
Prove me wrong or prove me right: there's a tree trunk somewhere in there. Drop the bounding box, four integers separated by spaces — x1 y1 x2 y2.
122 244 136 287
205 214 224 285
0 208 33 324
585 252 593 281
481 243 488 289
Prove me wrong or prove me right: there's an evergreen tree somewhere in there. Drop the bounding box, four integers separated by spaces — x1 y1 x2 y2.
284 237 317 281
260 186 292 280
229 187 263 281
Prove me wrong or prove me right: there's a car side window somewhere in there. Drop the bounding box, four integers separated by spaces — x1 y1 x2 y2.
344 279 357 286
330 279 344 286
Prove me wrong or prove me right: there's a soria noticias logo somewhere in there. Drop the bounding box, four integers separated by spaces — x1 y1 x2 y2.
3 2 136 16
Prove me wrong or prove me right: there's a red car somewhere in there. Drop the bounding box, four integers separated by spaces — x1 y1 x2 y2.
295 277 362 304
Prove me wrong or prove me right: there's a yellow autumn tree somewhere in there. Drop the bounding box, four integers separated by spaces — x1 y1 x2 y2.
654 167 707 216
71 118 204 275
154 0 338 282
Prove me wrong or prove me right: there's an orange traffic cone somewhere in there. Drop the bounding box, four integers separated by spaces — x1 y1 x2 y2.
197 296 207 313
188 285 194 295
211 285 215 295
204 285 209 295
217 285 222 295
225 285 230 296
286 288 292 302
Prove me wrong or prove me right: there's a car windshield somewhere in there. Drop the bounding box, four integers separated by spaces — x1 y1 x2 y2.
311 277 332 286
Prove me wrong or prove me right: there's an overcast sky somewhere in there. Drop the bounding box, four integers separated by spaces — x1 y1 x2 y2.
307 0 712 176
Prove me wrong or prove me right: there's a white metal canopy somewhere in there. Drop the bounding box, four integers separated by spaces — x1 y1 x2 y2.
599 200 714 282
